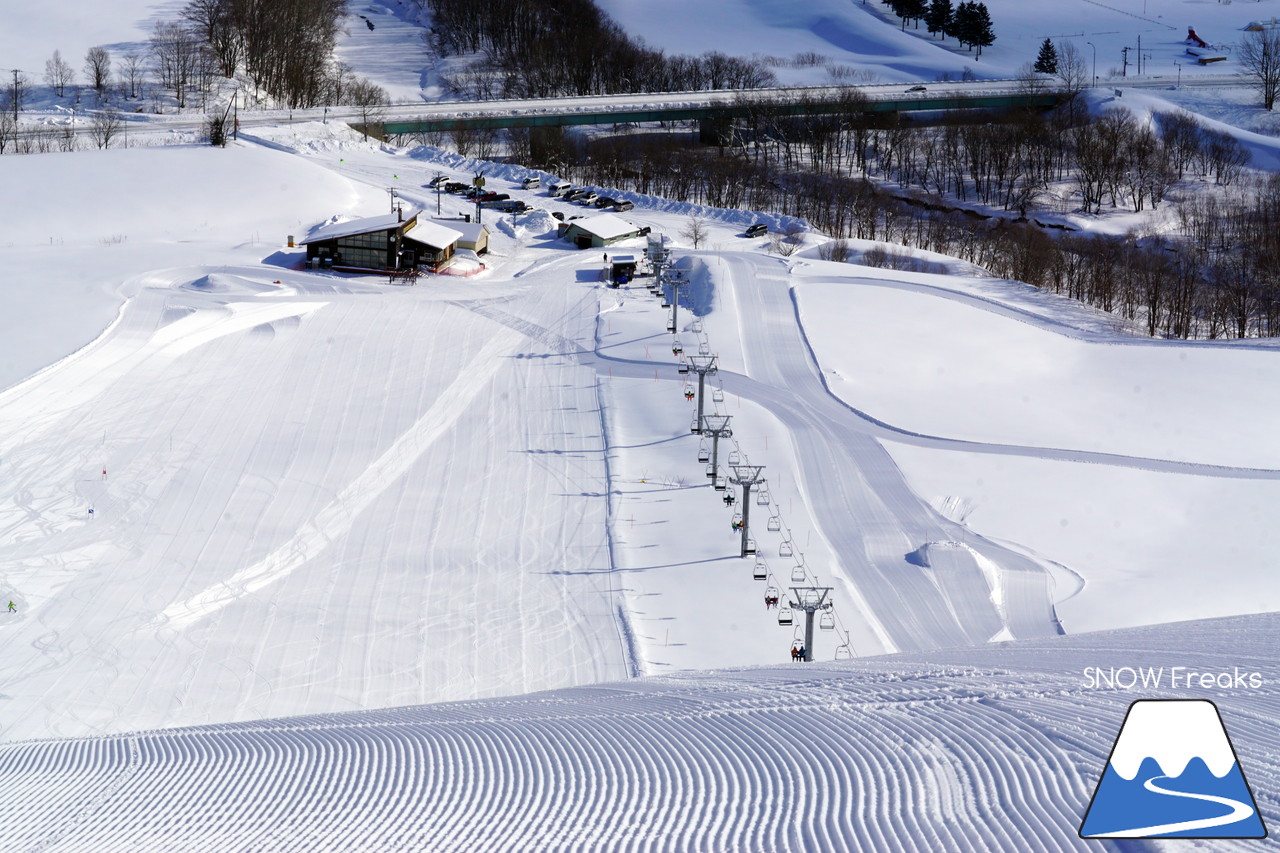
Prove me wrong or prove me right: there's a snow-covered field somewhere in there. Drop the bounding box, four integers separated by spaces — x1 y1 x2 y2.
4 0 1280 848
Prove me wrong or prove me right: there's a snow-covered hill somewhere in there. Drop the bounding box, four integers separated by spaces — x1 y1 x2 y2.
1 611 1275 851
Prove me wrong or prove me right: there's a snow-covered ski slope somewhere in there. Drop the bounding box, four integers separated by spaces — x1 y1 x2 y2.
4 127 1280 748
1 611 1276 852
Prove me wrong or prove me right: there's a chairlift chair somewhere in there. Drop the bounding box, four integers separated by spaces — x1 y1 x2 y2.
714 477 727 491
706 464 716 479
727 450 741 466
692 318 703 333
672 338 683 355
666 321 676 333
777 606 794 626
757 489 770 506
698 342 710 356
731 513 744 531
779 541 793 558
712 388 725 403
765 584 779 598
684 384 695 400
690 418 699 434
790 563 806 582
835 643 853 661
819 611 835 631
745 537 757 555
723 490 735 506
677 363 689 375
767 515 781 532
661 298 671 308
754 561 769 581
698 443 710 463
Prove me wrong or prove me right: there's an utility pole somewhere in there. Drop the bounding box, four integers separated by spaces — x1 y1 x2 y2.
685 354 717 434
1086 41 1097 87
668 268 684 334
789 586 833 662
1121 46 1130 77
435 170 444 215
730 465 765 559
11 69 22 121
700 414 733 483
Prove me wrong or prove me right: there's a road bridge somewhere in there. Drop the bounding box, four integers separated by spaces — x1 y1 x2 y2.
367 81 1064 143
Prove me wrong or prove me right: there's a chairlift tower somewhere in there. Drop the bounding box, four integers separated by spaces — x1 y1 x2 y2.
788 586 833 662
729 465 765 559
685 354 717 434
667 269 684 334
700 414 733 480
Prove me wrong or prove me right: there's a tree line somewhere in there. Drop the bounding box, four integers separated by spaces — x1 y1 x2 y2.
419 0 777 99
445 100 1276 340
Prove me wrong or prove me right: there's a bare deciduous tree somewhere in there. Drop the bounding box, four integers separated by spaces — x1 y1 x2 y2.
150 21 202 107
44 50 75 98
1239 28 1280 111
84 46 112 97
7 70 30 121
346 77 389 137
119 51 146 99
89 107 124 149
0 112 15 153
681 216 708 249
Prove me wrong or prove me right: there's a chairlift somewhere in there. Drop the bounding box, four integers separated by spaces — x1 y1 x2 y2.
754 561 769 581
835 631 853 660
714 476 727 491
819 611 835 631
690 418 700 434
791 563 806 582
731 513 744 531
706 464 716 479
712 387 725 403
661 298 671 309
779 541 793 558
698 443 710 463
723 490 735 506
777 606 794 626
666 321 676 333
672 338 683 355
692 318 703 333
745 537 757 555
767 515 781 532
757 489 770 506
727 450 741 466
698 342 710 356
765 584 779 598
684 384 695 400
677 363 689 375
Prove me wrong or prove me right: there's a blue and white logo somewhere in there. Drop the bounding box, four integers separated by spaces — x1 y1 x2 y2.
1080 700 1267 838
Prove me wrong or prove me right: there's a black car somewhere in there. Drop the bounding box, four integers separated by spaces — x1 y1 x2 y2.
745 223 768 238
594 196 615 208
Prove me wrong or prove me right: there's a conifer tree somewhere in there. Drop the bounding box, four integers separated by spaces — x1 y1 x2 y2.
948 1 975 50
1033 37 1058 74
971 2 996 58
925 0 953 39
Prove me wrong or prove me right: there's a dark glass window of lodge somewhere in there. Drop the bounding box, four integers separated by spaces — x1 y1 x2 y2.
336 230 393 270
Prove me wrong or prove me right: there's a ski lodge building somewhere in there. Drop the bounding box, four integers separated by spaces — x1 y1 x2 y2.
559 213 647 249
302 209 463 273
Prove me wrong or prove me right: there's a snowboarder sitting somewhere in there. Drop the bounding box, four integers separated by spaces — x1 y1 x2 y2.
790 646 800 662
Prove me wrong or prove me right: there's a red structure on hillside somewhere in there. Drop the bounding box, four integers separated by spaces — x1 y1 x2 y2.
1186 27 1207 48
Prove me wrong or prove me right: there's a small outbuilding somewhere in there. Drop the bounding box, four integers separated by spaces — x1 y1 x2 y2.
302 208 462 273
559 213 646 249
453 220 491 255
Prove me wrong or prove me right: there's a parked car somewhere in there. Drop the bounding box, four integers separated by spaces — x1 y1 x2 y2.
594 196 615 208
905 85 927 93
521 177 541 189
548 182 573 197
565 188 589 201
613 200 634 212
579 191 599 205
445 182 468 194
551 211 565 221
427 175 450 188
745 223 768 238
491 199 530 213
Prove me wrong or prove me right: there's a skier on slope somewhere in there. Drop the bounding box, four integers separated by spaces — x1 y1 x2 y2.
7 602 14 613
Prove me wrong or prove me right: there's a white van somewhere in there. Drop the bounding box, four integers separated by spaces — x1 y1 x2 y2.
548 181 573 197
521 177 541 190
